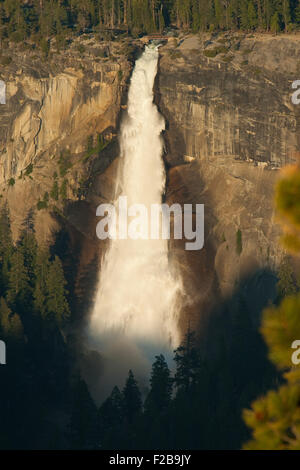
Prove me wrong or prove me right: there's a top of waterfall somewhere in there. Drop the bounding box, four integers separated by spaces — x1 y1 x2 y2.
140 35 168 46
144 41 160 49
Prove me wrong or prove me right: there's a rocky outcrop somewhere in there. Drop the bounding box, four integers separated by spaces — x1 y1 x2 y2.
157 33 300 330
1 32 300 335
0 35 137 244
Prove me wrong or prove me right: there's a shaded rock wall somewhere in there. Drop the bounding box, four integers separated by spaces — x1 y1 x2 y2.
157 33 300 332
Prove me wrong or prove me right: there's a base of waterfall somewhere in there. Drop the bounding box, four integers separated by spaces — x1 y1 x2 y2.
84 332 175 403
88 45 183 403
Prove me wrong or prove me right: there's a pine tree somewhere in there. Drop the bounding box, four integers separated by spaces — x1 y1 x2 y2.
0 204 13 294
0 0 298 39
158 3 165 31
281 0 291 31
0 296 12 336
248 0 258 29
46 255 70 325
0 296 23 340
191 0 200 31
295 0 300 25
69 377 98 449
262 0 273 30
7 247 30 308
50 180 59 201
174 329 203 392
214 0 224 29
9 310 23 340
33 247 51 319
60 179 68 200
98 385 125 448
256 0 263 28
122 370 142 423
18 219 38 291
240 0 250 29
100 385 124 429
270 11 281 32
144 354 172 414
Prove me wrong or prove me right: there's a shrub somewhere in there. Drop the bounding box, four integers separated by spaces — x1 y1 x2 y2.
8 178 15 186
37 200 47 210
242 48 252 55
168 50 182 59
77 44 85 54
56 34 67 52
253 67 261 76
40 38 50 57
10 31 24 43
94 48 107 58
83 133 109 162
60 179 67 200
87 135 93 152
216 46 229 54
50 181 59 201
204 49 218 58
236 229 243 255
37 191 49 210
1 56 12 66
24 163 33 176
59 150 72 177
204 46 228 58
223 54 233 63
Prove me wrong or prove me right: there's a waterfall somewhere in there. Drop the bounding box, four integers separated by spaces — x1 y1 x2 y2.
89 46 182 390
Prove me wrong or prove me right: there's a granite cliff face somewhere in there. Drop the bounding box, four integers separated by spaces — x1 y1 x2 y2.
0 36 141 327
156 34 300 332
1 32 299 335
0 35 137 245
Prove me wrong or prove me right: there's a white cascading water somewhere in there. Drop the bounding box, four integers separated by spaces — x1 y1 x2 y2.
89 46 182 393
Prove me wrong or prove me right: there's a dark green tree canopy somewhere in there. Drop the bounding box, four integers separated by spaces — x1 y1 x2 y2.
144 354 172 413
122 369 142 423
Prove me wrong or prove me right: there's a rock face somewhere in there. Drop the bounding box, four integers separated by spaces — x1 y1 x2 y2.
156 33 300 331
1 32 300 336
0 35 136 244
0 36 141 325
